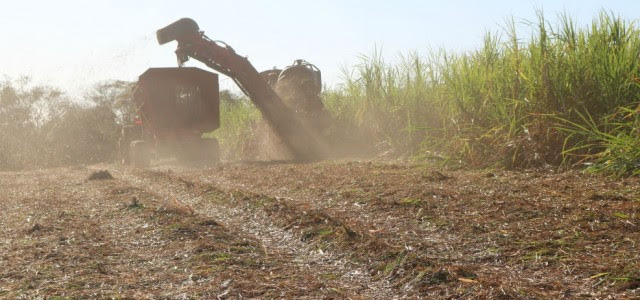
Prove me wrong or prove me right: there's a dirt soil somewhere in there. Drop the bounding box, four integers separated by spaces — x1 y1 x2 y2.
1 160 639 299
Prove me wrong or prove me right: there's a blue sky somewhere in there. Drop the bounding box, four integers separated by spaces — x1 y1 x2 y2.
1 0 638 94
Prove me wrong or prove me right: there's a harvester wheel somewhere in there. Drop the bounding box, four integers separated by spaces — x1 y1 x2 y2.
130 140 151 168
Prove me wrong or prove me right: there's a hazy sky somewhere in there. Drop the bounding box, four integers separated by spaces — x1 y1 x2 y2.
1 0 638 94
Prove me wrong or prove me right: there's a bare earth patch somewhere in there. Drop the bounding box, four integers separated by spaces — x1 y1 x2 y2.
1 161 639 298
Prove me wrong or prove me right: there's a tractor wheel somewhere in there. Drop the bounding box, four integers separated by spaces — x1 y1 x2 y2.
130 140 151 168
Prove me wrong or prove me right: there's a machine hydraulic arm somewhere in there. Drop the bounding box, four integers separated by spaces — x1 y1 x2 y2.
156 18 324 160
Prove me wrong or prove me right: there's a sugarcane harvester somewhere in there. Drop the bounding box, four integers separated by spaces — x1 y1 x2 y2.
119 18 328 166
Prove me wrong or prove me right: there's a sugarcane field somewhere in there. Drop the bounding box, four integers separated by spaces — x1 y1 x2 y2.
1 1 640 299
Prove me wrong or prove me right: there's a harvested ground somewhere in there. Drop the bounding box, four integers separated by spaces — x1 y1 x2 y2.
1 161 639 298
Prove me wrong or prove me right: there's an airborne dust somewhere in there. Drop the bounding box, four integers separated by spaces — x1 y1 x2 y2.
2 8 640 299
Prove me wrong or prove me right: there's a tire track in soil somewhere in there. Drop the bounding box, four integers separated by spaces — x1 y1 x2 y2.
109 166 396 299
153 164 465 296
2 168 274 298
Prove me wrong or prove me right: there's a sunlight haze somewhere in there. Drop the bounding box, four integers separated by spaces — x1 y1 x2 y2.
4 1 640 298
1 0 638 94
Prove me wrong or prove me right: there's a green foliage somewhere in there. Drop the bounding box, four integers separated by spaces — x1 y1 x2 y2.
324 10 640 170
557 106 640 177
204 90 260 160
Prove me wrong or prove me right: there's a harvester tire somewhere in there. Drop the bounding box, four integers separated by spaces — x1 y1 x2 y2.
130 140 151 168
